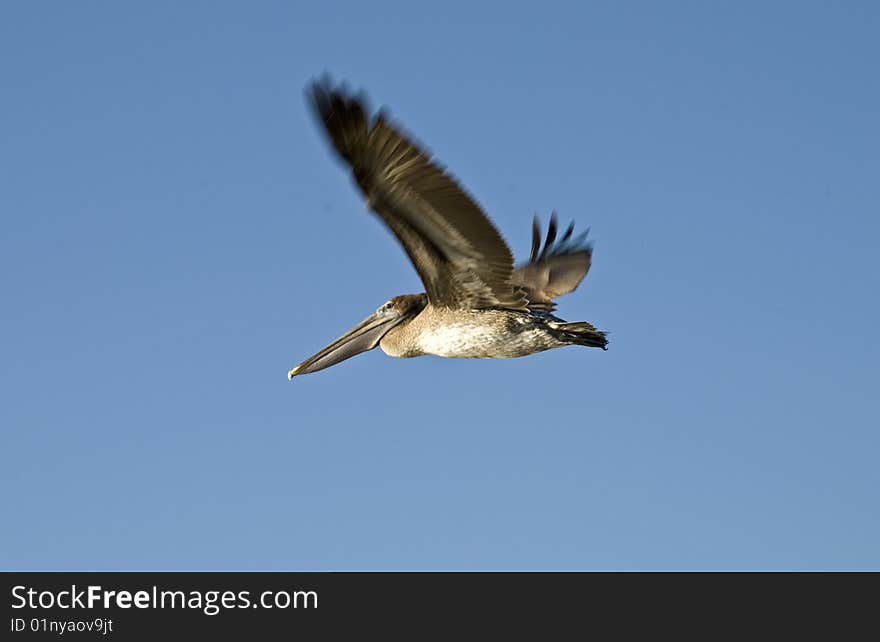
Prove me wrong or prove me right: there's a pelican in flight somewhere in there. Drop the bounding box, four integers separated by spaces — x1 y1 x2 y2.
288 79 608 379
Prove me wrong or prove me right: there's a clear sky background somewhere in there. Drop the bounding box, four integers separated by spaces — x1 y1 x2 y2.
2 1 877 570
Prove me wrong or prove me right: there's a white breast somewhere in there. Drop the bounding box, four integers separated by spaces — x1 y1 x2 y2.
417 324 502 358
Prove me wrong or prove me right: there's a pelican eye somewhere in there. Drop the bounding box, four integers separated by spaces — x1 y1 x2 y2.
376 302 396 316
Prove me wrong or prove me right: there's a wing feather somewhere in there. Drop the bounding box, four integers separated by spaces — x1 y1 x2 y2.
308 79 528 311
512 213 593 312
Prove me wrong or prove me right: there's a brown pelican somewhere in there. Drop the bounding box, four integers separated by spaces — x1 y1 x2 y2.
288 79 608 379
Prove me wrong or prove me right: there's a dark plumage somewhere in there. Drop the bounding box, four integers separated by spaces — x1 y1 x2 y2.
512 213 593 312
308 80 527 311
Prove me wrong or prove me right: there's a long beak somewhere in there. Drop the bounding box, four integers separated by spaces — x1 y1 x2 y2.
288 310 402 379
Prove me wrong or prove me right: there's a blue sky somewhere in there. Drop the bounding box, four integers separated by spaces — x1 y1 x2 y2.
2 1 877 570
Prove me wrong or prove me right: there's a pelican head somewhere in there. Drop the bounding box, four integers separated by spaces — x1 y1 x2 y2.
288 293 427 379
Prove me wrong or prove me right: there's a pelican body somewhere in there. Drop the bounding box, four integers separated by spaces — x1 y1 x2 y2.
288 79 607 379
381 306 604 359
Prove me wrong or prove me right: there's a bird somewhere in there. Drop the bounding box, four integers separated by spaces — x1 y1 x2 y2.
288 78 607 379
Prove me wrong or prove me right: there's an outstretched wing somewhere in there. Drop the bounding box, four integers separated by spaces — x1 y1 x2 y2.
308 79 528 311
512 213 593 312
